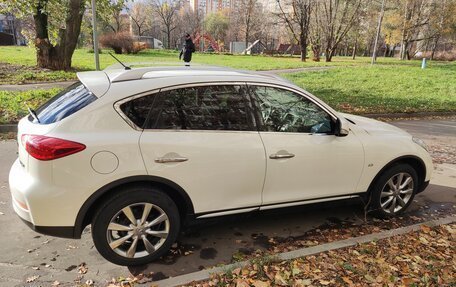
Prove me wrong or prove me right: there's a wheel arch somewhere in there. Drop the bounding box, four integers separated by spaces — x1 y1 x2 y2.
366 155 427 198
73 176 195 238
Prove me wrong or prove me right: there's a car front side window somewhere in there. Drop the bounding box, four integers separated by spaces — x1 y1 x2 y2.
249 85 334 134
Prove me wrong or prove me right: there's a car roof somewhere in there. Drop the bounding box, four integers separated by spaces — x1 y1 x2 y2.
77 65 287 97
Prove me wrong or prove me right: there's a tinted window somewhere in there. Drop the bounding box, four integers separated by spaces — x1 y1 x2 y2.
32 82 97 124
250 86 334 133
151 85 255 131
119 94 156 128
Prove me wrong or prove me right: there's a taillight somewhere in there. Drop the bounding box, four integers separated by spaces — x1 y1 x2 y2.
21 134 86 161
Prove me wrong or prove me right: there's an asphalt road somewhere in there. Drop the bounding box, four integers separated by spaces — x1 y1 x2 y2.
0 118 454 287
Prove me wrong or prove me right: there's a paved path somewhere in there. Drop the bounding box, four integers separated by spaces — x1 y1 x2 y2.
0 81 76 92
0 118 454 286
259 66 334 74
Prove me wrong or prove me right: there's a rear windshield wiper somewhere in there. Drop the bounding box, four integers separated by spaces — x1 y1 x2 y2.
27 106 40 123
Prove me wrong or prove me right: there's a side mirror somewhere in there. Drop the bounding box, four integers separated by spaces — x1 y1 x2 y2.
336 117 350 137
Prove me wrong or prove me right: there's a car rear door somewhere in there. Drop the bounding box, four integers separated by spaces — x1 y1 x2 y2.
247 84 365 207
137 84 266 216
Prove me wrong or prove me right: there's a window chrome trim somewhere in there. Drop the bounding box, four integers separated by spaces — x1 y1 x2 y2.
158 81 248 92
113 81 340 133
113 89 160 131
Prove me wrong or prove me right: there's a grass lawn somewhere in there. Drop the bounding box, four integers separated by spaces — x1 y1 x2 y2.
284 63 456 114
0 46 432 84
0 89 60 124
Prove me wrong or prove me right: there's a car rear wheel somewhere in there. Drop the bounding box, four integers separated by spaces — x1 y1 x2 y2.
92 186 180 266
370 163 418 218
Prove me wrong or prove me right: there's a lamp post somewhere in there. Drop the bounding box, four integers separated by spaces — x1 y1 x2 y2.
371 0 386 65
91 0 100 70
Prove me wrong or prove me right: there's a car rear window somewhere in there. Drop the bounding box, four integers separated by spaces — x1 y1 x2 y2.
30 82 97 124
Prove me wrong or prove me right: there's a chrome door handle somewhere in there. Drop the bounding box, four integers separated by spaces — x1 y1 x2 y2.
269 152 295 159
155 157 188 163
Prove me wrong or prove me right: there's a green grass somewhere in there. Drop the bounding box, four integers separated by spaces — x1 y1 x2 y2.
0 89 59 124
0 46 434 84
0 46 359 70
283 63 456 114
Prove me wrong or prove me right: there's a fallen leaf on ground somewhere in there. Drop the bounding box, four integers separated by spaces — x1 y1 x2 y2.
26 275 39 283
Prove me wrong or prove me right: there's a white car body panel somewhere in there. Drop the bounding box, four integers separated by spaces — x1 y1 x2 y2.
342 114 433 191
259 130 365 205
140 131 266 213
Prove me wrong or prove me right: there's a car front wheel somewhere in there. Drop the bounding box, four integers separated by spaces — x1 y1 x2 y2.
370 163 418 218
91 187 180 266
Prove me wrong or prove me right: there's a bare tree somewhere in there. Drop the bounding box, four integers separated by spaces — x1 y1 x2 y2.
277 0 313 61
234 0 261 52
152 0 180 49
309 2 323 61
320 0 362 62
398 0 433 60
128 2 151 36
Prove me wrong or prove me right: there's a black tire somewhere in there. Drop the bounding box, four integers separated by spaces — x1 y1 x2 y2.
369 163 418 218
91 186 180 266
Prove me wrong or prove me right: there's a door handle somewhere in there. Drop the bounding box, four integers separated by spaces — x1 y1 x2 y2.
155 157 188 163
269 152 295 159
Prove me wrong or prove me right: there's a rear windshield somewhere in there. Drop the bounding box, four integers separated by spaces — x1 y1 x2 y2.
30 82 97 124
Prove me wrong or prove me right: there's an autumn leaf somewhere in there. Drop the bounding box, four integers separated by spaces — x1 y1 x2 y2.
252 280 270 287
26 275 39 283
274 273 287 286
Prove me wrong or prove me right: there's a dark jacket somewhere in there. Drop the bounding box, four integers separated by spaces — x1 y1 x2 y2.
179 38 196 62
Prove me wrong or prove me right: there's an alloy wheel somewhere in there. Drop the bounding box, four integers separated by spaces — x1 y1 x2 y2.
106 203 170 258
380 172 414 214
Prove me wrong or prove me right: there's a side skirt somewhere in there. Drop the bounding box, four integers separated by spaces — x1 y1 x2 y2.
195 194 364 219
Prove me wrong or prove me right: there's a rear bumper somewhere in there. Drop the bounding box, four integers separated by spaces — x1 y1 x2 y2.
19 217 76 238
9 158 80 238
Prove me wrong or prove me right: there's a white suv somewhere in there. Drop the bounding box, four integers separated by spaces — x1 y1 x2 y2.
9 66 432 265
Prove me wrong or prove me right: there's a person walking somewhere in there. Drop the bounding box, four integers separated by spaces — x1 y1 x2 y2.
179 33 196 66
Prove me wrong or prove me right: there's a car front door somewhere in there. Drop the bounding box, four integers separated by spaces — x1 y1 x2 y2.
248 84 365 207
138 84 266 216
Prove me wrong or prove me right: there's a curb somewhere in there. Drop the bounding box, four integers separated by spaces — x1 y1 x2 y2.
0 125 17 133
153 215 456 287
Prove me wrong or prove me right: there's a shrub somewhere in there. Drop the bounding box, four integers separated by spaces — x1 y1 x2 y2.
99 32 145 54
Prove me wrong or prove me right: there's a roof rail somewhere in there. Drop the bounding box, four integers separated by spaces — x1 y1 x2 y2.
109 65 241 83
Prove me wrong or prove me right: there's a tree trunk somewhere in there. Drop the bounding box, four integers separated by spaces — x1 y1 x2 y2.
300 34 307 62
166 26 171 49
325 49 331 62
312 44 320 61
245 29 249 55
34 0 84 70
352 37 357 60
325 48 335 62
430 35 440 60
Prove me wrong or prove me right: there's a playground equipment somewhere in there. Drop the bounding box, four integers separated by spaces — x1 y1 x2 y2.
193 32 220 52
